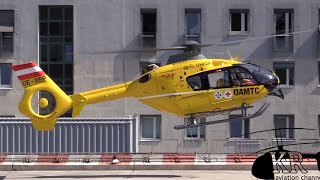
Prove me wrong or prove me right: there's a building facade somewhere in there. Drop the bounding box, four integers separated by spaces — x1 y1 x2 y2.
0 0 320 153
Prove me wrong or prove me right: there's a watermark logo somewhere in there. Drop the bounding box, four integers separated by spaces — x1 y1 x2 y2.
230 128 320 179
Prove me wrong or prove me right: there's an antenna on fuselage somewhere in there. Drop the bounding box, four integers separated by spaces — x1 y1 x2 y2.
148 64 160 70
227 50 233 60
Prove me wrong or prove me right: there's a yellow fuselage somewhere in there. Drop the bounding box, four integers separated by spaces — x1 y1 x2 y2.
104 59 269 117
14 59 270 130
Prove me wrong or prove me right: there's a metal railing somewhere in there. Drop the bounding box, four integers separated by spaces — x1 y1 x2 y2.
299 139 320 153
211 139 268 154
1 139 319 163
138 139 178 153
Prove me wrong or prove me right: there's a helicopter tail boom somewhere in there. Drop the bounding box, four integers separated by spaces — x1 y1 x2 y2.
12 62 130 131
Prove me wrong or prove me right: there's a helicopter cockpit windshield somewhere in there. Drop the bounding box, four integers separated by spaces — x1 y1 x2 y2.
187 63 280 91
187 66 258 91
229 67 257 86
240 63 279 86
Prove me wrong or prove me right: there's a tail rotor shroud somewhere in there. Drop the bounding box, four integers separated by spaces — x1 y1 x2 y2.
12 63 73 130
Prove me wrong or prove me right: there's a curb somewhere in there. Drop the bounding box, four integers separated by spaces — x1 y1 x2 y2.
0 164 319 171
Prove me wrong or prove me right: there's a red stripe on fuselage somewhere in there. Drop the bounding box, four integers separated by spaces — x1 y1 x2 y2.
18 71 46 81
12 63 37 71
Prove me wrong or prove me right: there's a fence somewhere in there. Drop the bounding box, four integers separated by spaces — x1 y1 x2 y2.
136 139 320 155
211 139 268 154
0 118 319 156
136 139 269 154
299 139 320 153
138 139 178 153
0 118 136 153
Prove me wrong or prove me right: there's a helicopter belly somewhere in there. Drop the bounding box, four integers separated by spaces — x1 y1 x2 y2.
139 97 186 116
176 85 268 116
137 85 268 117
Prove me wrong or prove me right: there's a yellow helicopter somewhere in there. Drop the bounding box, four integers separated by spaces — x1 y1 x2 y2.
12 41 284 131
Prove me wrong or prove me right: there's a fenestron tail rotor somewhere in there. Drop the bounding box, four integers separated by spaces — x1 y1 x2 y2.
12 63 73 131
30 90 57 116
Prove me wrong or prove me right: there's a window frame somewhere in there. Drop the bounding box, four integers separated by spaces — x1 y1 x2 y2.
273 9 294 53
0 63 13 89
273 62 294 88
39 5 74 117
186 65 258 91
0 10 14 58
229 9 249 35
318 116 320 138
274 115 294 139
318 61 320 87
140 9 157 48
184 118 205 139
229 115 250 139
185 8 201 42
140 115 161 140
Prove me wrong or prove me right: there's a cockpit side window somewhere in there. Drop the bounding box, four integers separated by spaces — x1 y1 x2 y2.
139 73 151 83
229 67 256 86
208 70 230 88
187 69 230 91
187 76 202 90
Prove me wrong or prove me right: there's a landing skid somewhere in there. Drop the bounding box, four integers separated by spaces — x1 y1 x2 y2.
174 103 270 130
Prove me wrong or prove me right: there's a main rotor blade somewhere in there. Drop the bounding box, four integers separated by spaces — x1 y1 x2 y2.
80 46 187 54
227 128 315 139
76 28 314 55
248 141 320 156
204 29 314 47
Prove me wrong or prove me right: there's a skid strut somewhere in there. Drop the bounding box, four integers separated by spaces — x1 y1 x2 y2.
174 103 270 130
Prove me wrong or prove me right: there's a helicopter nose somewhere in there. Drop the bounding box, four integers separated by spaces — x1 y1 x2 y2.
263 73 284 99
259 74 278 94
263 73 279 90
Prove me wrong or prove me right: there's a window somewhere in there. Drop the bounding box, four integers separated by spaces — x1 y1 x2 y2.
208 69 230 88
318 9 320 56
141 9 156 47
187 69 230 91
229 9 249 35
274 9 293 52
318 62 320 86
274 115 294 139
318 116 320 138
185 118 205 139
140 61 160 75
187 66 257 91
0 10 14 58
229 67 256 86
187 76 202 90
229 115 250 138
185 9 201 42
0 63 12 88
39 6 73 117
273 62 294 86
140 115 161 139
